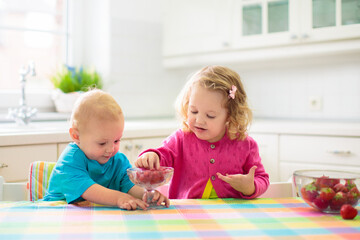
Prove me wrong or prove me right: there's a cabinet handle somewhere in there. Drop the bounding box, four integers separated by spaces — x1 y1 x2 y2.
327 150 352 155
135 144 143 151
301 33 309 39
0 163 8 168
290 34 298 39
125 145 133 151
222 42 230 47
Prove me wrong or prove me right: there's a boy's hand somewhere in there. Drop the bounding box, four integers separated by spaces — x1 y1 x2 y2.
135 152 160 169
217 166 257 196
144 190 170 208
116 193 149 210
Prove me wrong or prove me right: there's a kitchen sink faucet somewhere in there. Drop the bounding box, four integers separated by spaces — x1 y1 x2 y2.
7 61 38 125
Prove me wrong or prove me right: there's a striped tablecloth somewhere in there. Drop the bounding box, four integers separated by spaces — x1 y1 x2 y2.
0 198 359 239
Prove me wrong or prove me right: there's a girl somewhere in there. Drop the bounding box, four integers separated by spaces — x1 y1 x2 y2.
135 66 269 199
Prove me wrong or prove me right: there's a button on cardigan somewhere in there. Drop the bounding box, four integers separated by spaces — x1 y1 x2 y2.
141 129 270 199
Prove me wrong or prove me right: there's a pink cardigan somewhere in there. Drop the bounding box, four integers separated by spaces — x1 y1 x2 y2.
141 129 269 199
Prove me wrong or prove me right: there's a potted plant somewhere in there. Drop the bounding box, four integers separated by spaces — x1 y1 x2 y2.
50 65 103 113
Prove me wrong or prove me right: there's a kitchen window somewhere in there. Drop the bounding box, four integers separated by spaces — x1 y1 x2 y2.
0 0 70 114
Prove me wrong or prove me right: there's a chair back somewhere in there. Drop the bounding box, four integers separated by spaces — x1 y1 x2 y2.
29 161 56 201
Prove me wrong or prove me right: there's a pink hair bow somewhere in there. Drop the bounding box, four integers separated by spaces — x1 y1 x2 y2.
228 85 237 99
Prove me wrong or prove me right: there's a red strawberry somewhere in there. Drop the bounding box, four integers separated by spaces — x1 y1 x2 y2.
340 204 358 220
301 183 319 202
349 187 360 197
313 197 329 210
315 175 340 189
330 192 347 211
150 170 165 184
347 187 360 205
333 183 349 193
345 180 357 191
319 187 336 201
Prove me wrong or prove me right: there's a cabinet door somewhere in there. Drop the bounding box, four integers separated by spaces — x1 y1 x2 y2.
234 0 297 49
280 135 360 167
58 142 71 158
0 144 57 182
250 133 279 182
163 0 233 56
300 0 360 43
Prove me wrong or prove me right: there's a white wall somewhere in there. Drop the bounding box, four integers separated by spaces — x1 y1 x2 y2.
80 0 360 121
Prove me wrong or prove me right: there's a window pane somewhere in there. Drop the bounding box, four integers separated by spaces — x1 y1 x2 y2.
243 4 262 36
0 30 65 89
0 0 67 90
342 0 360 25
0 0 65 32
268 0 289 33
312 0 336 28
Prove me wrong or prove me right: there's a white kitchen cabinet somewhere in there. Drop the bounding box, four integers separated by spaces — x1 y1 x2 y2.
279 135 360 182
58 142 71 158
163 0 233 56
250 133 279 182
163 0 360 67
120 137 166 166
0 144 58 182
234 0 360 49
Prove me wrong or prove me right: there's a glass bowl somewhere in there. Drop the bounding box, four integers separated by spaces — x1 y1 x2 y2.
293 169 360 213
127 167 174 205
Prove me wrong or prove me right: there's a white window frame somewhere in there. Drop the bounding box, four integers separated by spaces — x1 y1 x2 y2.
0 0 79 118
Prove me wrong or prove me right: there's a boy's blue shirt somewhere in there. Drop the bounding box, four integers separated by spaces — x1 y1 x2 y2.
43 142 134 203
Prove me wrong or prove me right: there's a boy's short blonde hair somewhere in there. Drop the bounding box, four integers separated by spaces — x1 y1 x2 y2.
176 65 252 141
70 89 123 131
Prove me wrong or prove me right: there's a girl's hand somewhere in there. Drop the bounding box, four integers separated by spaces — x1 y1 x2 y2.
135 152 160 169
217 166 257 196
116 193 149 210
144 190 170 208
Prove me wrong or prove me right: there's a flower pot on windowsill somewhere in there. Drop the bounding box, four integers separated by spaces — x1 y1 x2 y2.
50 65 103 113
52 89 82 113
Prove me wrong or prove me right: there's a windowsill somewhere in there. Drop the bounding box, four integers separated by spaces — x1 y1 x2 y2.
0 112 71 123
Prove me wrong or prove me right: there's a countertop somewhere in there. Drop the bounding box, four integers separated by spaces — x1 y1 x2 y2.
0 118 359 146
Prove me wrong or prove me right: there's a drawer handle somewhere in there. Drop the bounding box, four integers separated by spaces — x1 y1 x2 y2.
125 145 133 151
327 150 352 155
135 144 143 150
0 163 8 168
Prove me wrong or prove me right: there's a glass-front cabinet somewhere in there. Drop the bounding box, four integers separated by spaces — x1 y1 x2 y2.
234 0 360 49
162 0 360 63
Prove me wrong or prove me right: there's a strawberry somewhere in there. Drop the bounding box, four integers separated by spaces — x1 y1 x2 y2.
319 187 336 201
313 197 329 210
315 175 339 189
301 183 319 202
136 167 166 185
345 180 357 191
340 204 358 220
347 187 360 205
333 183 349 193
330 192 347 211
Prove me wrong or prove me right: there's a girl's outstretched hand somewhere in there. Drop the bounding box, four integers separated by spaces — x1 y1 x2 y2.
217 166 257 196
135 151 160 169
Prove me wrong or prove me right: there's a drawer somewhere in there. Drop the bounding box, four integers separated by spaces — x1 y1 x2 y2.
0 144 57 182
280 135 360 167
279 162 360 182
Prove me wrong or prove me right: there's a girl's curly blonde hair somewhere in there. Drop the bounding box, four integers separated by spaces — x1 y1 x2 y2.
176 66 252 141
